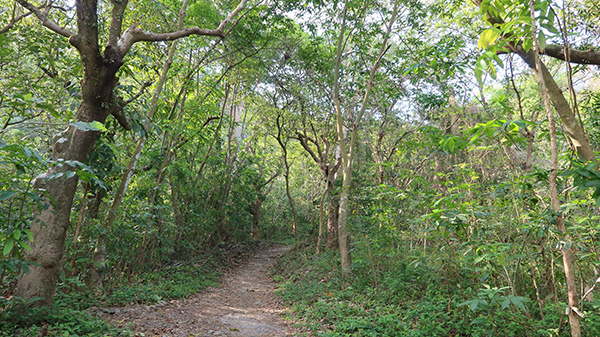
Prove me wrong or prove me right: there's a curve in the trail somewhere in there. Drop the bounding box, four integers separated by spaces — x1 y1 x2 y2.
103 244 298 337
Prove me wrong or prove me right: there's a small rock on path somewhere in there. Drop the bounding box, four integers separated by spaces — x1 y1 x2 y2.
104 243 298 337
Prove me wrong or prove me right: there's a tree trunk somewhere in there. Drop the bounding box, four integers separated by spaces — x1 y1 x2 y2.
14 0 246 306
528 8 581 334
17 100 114 305
517 49 595 162
251 197 263 239
327 190 339 249
332 0 399 276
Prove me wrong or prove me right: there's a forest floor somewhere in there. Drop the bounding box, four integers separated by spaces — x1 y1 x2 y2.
101 243 299 337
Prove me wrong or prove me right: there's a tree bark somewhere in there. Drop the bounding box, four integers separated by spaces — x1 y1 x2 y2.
17 103 112 305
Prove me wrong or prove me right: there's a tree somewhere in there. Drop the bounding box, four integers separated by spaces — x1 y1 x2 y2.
14 0 248 306
332 0 400 275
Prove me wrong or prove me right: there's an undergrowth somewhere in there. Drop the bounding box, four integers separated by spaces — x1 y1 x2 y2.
272 243 600 337
0 241 260 336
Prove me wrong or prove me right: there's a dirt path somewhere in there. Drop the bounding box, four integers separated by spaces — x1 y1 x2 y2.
103 244 299 336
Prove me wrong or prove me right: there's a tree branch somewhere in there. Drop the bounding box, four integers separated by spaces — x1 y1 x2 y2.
108 0 129 46
542 44 600 65
15 0 75 38
115 0 248 55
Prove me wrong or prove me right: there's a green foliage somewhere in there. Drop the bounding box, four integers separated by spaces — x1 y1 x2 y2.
272 244 576 336
0 305 128 337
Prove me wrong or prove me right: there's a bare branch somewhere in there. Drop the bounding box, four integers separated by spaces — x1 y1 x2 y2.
542 44 600 65
116 0 248 56
108 0 129 46
15 0 75 38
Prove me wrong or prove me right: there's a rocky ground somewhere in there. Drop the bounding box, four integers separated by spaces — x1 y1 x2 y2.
96 244 299 337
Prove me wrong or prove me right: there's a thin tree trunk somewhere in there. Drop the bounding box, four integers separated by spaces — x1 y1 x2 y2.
529 3 580 334
274 114 298 241
327 188 339 249
333 4 351 276
333 0 399 276
316 183 327 253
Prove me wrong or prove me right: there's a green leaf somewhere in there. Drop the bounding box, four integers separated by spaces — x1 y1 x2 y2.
538 31 547 50
510 296 528 311
583 180 600 188
523 38 533 52
0 191 17 201
24 229 34 242
3 238 14 256
21 261 30 274
559 170 575 177
478 29 499 50
474 67 483 85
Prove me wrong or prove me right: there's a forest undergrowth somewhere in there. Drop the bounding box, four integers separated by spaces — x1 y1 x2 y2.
272 242 600 337
0 241 262 336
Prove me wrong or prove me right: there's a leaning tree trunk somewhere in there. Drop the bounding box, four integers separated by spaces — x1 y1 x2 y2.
528 5 581 335
17 90 117 305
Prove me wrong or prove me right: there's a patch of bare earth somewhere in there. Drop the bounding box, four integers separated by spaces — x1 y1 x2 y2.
101 244 299 337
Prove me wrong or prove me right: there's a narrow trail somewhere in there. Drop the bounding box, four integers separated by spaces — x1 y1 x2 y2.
104 244 299 336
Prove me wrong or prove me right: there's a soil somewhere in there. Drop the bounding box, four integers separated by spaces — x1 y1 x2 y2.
100 243 299 337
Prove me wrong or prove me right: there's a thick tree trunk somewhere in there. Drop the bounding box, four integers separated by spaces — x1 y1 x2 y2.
17 102 111 305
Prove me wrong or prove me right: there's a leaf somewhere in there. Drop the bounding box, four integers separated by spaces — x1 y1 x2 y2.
509 296 529 311
24 229 34 242
474 67 483 85
19 241 31 251
478 29 499 50
558 170 575 177
0 191 17 201
583 180 600 188
3 238 14 256
523 38 533 52
21 261 30 274
538 31 547 49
